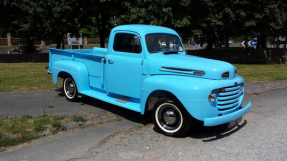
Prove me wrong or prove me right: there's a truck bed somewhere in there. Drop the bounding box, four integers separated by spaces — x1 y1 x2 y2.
48 47 107 88
47 47 142 113
48 47 107 71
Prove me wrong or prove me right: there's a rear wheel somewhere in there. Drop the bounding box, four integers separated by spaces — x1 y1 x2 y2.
63 76 79 102
152 97 192 137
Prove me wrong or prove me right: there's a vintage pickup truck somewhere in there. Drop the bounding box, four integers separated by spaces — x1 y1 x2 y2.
47 25 251 136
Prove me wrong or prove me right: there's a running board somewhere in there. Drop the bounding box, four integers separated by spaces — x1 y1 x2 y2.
80 90 141 113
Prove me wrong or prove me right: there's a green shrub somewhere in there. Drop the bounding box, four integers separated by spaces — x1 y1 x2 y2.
7 119 27 134
33 116 50 132
0 133 39 148
34 117 50 125
71 115 86 122
52 121 61 128
34 124 45 132
53 116 66 121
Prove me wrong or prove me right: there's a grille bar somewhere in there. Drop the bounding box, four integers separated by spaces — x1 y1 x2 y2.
217 101 239 109
219 88 240 96
217 97 239 105
223 85 240 92
218 91 242 101
216 84 242 111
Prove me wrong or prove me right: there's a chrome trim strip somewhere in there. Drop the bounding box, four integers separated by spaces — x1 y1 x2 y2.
159 69 205 76
162 66 204 72
160 66 205 75
221 71 229 79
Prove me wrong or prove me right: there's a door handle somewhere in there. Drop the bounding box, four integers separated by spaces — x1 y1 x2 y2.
108 59 114 64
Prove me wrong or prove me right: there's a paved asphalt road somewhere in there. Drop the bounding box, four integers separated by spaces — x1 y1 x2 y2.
0 120 140 161
0 89 144 119
0 85 287 160
0 89 104 117
75 88 287 160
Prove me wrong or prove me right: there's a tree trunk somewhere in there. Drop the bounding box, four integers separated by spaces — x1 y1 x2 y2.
226 36 229 50
256 35 261 49
99 14 107 48
277 37 279 48
261 34 266 48
22 39 35 54
206 36 213 50
284 37 286 49
56 32 62 49
61 32 65 49
95 6 106 48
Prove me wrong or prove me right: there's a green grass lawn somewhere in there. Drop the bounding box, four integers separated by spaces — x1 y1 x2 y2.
234 64 287 82
0 112 86 151
0 63 62 91
0 63 287 91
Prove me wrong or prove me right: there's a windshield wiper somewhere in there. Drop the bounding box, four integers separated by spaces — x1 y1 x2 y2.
163 50 179 54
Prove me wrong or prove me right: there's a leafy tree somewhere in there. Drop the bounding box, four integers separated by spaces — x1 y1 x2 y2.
236 0 287 49
80 18 99 38
2 0 87 52
118 0 192 41
84 0 125 48
187 0 287 49
2 0 287 51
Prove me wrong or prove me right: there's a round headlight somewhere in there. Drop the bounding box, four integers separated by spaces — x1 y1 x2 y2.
208 90 217 104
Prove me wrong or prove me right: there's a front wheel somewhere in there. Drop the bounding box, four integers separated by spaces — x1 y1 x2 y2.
152 97 192 136
63 76 79 102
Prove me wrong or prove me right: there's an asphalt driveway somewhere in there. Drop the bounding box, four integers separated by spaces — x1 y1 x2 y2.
74 88 287 160
1 80 287 118
1 81 287 160
0 89 143 119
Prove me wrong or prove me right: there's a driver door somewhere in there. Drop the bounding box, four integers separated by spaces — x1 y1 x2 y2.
105 32 143 99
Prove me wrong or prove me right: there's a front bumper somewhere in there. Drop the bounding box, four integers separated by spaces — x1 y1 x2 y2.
204 102 251 126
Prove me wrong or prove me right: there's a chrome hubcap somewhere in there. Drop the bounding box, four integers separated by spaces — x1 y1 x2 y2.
65 79 75 98
163 109 177 125
158 105 180 130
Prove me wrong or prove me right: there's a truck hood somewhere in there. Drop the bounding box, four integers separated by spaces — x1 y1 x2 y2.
147 54 236 80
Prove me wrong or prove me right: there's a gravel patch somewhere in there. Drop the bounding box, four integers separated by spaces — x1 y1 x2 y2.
245 80 287 95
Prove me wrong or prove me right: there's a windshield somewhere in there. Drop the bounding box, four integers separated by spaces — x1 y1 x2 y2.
145 34 183 53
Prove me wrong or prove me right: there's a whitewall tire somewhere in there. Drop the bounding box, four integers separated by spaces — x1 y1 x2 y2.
152 97 192 136
63 76 79 102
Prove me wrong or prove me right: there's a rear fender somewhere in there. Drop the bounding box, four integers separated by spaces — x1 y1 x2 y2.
52 60 90 92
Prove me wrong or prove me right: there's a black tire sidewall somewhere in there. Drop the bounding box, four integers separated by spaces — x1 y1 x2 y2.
152 97 192 137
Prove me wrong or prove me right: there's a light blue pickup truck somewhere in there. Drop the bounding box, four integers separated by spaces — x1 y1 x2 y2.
47 25 251 136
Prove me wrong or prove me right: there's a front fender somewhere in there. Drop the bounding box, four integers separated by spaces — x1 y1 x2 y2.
140 75 244 118
52 60 90 92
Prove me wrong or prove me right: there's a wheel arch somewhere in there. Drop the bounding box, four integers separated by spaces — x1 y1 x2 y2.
143 90 184 114
52 60 90 92
58 71 70 79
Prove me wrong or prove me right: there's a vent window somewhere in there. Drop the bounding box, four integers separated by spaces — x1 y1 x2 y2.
221 72 229 79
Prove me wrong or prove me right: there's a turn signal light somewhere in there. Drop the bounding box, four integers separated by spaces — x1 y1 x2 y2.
219 88 226 92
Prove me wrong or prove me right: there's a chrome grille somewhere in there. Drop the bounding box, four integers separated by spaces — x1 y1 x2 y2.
217 84 242 110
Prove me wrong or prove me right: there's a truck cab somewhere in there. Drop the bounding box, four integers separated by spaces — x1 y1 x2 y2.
47 25 251 136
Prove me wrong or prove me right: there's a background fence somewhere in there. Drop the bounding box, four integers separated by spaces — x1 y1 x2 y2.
0 37 109 46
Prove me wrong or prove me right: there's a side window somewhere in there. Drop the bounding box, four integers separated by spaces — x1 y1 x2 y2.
113 33 142 54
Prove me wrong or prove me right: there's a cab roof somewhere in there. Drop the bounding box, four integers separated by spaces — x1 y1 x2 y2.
111 24 178 36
